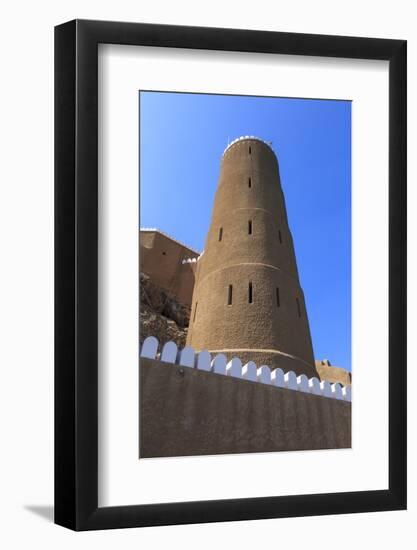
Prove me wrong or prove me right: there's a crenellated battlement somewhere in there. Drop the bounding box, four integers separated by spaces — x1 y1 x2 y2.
140 336 351 402
222 135 274 157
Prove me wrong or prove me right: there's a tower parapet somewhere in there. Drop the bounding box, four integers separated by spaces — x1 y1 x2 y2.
186 137 317 378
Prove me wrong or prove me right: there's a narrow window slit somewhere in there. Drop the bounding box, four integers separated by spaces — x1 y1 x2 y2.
228 285 233 305
248 220 252 235
249 146 251 154
248 282 253 304
278 230 282 244
276 288 280 307
218 227 223 241
296 297 301 318
248 177 251 188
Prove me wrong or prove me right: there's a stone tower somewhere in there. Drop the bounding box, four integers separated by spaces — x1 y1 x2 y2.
187 136 317 379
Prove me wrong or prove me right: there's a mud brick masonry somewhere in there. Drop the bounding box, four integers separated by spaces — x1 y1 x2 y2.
140 137 351 386
139 339 351 458
187 136 316 378
139 136 351 457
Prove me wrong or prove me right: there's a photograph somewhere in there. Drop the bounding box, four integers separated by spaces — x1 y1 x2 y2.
0 0 408 540
139 91 352 458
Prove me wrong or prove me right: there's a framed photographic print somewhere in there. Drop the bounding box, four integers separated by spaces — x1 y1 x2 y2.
55 19 406 530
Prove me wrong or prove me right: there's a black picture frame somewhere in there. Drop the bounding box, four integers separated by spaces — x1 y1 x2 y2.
55 19 407 531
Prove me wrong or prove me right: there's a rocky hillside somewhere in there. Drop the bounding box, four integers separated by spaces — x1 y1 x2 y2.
140 272 190 349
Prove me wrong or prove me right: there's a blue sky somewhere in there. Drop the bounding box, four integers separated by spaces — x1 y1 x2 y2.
140 91 351 371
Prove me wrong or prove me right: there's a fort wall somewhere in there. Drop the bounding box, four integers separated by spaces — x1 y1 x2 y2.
140 229 199 307
139 337 351 458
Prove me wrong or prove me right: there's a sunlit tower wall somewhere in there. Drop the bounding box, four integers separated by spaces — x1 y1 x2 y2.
186 136 317 378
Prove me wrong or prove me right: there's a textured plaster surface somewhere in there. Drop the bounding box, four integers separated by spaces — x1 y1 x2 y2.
140 358 351 458
187 139 317 378
140 230 198 306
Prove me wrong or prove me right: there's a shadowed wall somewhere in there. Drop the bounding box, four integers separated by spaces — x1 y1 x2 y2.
140 358 351 458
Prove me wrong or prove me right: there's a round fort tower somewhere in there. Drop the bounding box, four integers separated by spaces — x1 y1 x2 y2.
186 136 317 378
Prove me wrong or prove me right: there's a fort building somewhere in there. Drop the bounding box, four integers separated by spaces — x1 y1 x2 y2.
140 228 199 307
186 137 317 379
140 137 351 386
139 137 352 457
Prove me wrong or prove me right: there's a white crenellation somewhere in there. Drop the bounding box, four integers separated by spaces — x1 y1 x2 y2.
242 361 257 381
331 383 344 400
178 346 195 368
160 341 178 363
308 377 322 395
257 365 271 384
271 368 285 388
320 381 332 398
226 357 242 378
284 371 297 390
342 385 352 402
211 353 227 375
140 336 159 359
139 337 352 401
196 350 212 371
297 374 309 392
